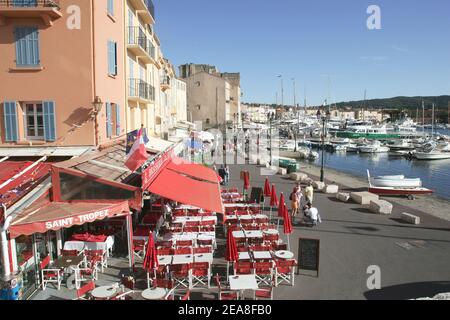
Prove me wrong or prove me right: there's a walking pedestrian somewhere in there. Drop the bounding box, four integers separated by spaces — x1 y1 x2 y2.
224 164 230 185
304 182 314 204
290 187 299 223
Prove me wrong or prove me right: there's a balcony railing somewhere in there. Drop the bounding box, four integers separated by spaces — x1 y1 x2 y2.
128 78 155 102
127 26 156 60
161 75 170 86
144 0 155 21
0 0 60 9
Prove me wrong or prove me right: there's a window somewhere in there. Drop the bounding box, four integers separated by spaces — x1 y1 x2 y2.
107 40 117 76
106 102 121 138
107 0 114 16
14 26 40 67
25 103 44 140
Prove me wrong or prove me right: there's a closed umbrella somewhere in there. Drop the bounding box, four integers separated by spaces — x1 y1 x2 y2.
225 228 238 280
143 232 159 280
283 206 293 251
277 193 285 230
263 178 271 209
269 184 278 221
243 171 250 202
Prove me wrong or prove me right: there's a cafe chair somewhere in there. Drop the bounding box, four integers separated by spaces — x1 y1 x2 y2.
193 246 212 254
214 274 239 300
274 259 297 287
74 281 96 300
40 256 64 291
254 286 274 300
85 250 107 273
132 239 146 260
190 262 211 288
151 278 174 289
165 288 190 300
174 247 192 255
254 261 274 286
71 263 99 290
234 261 254 275
170 264 191 289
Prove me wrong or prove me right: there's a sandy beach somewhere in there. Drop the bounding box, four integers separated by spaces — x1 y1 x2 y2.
297 162 450 222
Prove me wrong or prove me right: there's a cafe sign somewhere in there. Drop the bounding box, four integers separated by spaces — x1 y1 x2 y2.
9 201 130 239
141 146 175 190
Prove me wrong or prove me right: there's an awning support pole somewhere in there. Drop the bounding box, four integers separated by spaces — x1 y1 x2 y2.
0 157 9 163
1 205 12 276
126 214 134 269
56 230 62 256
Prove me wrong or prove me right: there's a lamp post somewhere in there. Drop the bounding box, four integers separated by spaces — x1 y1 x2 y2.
92 96 103 147
318 106 330 182
292 78 298 152
267 112 273 166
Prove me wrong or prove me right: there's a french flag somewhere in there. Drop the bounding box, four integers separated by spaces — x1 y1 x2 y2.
125 128 148 172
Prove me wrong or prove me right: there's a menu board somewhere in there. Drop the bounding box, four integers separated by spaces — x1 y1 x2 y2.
297 238 320 276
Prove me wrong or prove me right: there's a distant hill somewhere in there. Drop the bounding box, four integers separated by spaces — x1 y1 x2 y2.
333 96 450 110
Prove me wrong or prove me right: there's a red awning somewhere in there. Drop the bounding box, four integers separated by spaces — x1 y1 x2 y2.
146 158 224 213
166 157 219 183
9 201 130 238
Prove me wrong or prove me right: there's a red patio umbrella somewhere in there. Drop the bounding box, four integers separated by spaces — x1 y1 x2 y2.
278 193 285 217
225 228 239 279
277 192 285 230
269 184 278 220
143 232 159 278
264 178 271 197
243 171 250 190
282 206 293 251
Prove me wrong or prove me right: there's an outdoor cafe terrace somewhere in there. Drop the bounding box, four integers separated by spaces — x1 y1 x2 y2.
30 175 298 301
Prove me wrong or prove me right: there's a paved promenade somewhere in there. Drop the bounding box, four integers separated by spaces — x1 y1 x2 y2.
226 163 450 300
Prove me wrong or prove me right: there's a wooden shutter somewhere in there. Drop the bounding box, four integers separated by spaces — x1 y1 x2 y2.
43 101 56 141
3 101 19 142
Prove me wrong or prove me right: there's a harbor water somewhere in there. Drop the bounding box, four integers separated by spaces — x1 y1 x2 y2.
304 128 450 200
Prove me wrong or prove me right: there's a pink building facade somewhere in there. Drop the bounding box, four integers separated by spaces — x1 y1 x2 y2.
0 0 126 148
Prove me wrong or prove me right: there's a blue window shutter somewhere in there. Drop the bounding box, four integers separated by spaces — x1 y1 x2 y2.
15 27 39 66
115 104 121 136
3 101 19 142
106 102 112 138
107 41 112 75
43 101 56 142
107 0 114 16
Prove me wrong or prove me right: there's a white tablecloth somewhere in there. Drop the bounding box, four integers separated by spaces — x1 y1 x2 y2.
229 275 259 291
63 236 114 256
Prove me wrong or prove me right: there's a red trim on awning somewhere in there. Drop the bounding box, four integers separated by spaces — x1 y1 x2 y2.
9 201 130 239
146 158 224 214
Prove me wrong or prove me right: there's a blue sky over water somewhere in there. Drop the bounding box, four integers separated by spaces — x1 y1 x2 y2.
154 0 450 105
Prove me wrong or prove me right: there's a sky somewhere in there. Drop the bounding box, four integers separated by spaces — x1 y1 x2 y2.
153 0 450 106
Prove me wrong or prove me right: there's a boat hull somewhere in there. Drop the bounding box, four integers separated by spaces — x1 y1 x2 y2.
369 187 433 196
415 153 450 160
336 132 400 139
370 178 422 188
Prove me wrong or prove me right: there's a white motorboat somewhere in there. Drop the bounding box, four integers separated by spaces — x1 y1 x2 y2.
359 141 390 153
415 141 450 160
367 170 422 188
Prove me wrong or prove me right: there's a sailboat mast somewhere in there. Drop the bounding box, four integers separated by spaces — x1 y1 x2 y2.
432 103 435 137
422 99 425 135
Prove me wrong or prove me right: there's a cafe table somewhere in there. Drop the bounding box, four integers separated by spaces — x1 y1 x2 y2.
157 255 173 266
243 230 263 239
172 254 194 265
238 252 251 261
232 231 246 239
252 251 273 260
275 250 295 260
142 287 168 300
91 285 119 300
194 253 213 264
228 274 259 300
52 256 84 269
263 229 279 236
